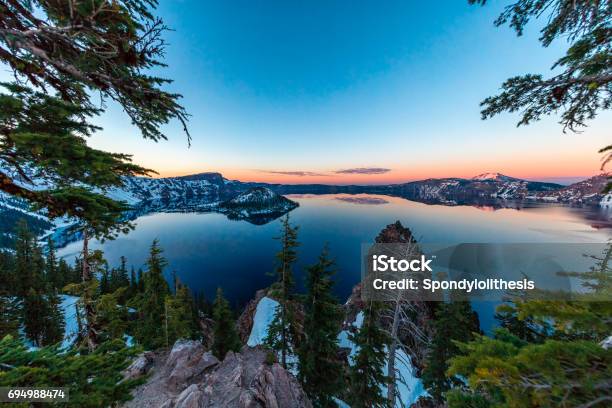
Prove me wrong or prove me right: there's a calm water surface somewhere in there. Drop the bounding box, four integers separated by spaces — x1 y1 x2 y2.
58 194 612 317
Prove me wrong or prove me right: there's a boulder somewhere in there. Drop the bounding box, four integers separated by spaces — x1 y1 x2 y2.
121 351 156 382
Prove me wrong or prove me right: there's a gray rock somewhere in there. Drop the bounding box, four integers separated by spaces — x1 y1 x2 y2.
175 384 202 408
122 341 311 408
165 340 218 391
121 351 155 382
198 347 311 408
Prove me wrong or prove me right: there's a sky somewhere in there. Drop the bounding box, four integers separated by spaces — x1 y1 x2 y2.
43 1 612 184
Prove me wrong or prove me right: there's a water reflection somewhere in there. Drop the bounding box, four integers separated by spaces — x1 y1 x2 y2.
57 194 611 308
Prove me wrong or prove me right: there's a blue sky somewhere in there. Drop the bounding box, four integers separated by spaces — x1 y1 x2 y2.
82 1 611 183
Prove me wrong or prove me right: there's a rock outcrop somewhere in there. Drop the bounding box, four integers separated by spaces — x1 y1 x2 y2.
343 221 435 372
237 289 267 344
122 340 311 408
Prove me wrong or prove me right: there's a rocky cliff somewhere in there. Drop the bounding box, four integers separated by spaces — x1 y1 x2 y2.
122 340 311 408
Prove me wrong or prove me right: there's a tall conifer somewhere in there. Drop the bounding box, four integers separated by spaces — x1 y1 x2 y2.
299 246 344 407
134 240 170 349
348 301 389 408
211 288 241 359
265 214 299 369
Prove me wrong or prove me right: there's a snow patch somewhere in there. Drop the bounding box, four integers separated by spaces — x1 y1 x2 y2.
337 311 364 365
247 297 279 347
381 348 428 406
60 295 81 349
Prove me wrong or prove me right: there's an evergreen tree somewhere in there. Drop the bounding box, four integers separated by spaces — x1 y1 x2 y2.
42 288 66 346
115 256 131 291
0 251 20 338
0 250 16 293
0 0 189 219
447 243 612 407
58 258 78 287
211 288 241 359
23 288 64 347
134 240 170 349
194 290 212 317
129 266 138 297
495 302 547 344
164 281 199 346
64 249 107 351
471 0 612 189
298 246 344 407
265 214 299 369
97 288 129 342
45 238 60 289
348 301 389 408
137 268 145 293
421 301 480 403
22 289 44 344
14 220 42 296
0 294 21 339
0 336 142 408
100 266 111 294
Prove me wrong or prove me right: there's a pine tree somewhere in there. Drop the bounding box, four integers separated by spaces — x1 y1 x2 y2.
470 0 612 189
0 294 21 339
0 336 142 408
421 301 480 403
0 0 189 219
128 266 138 298
137 269 145 293
0 251 20 339
164 281 199 346
134 240 170 349
107 256 130 294
23 289 46 347
100 266 111 294
58 258 77 287
97 288 129 342
77 248 108 351
298 246 344 407
265 214 299 369
14 220 42 297
194 290 212 317
42 288 65 346
0 250 16 293
211 288 241 359
45 238 61 290
447 242 612 407
348 301 389 408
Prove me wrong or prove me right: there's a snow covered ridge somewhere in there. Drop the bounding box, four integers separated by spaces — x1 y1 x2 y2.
471 172 519 182
535 173 611 205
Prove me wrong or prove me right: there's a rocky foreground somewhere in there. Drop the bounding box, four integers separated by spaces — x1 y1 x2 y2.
122 340 311 408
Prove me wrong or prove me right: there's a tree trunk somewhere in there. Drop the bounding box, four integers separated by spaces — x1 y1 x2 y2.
81 230 98 351
387 295 402 407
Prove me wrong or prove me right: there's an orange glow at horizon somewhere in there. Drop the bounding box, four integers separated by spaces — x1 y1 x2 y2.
152 162 603 185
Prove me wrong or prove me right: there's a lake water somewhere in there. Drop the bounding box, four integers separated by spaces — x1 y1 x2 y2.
57 194 612 326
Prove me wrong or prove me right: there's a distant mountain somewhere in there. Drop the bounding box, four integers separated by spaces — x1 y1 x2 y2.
471 172 519 182
379 174 563 204
536 173 611 205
